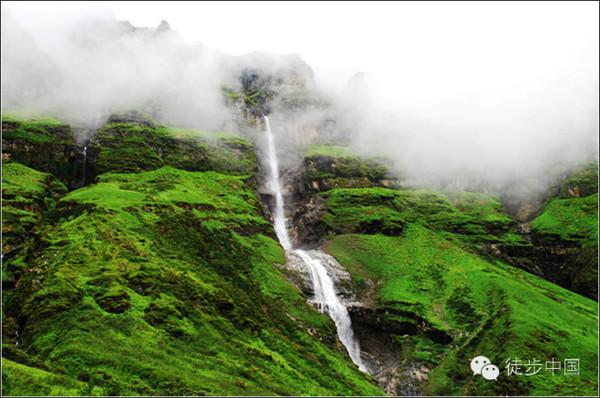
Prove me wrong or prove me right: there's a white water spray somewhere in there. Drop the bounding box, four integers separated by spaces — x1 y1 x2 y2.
263 116 367 372
264 117 292 251
81 146 88 185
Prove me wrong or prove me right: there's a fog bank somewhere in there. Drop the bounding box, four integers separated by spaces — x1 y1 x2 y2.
2 2 598 200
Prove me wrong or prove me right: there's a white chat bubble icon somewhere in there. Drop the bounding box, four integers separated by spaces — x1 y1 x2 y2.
470 356 490 374
481 364 500 380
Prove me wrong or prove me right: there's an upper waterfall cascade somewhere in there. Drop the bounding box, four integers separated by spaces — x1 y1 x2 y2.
263 116 367 372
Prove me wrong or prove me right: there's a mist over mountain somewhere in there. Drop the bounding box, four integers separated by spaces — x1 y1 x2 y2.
2 8 234 132
2 3 598 204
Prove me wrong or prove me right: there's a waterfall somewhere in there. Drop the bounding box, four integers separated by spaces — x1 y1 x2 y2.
263 116 367 372
81 146 88 186
264 117 292 251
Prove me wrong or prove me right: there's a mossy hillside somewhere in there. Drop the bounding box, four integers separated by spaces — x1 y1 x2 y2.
557 162 598 199
166 126 257 175
62 166 272 237
2 359 101 396
327 226 598 396
2 163 68 288
2 163 67 236
526 165 598 300
320 187 600 301
531 161 598 248
1 111 81 188
299 145 391 192
305 144 360 159
2 166 383 396
530 193 598 247
90 121 257 176
321 187 528 247
2 109 68 125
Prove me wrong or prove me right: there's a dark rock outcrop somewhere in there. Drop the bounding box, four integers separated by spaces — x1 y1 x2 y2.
290 195 328 246
349 305 452 396
280 153 397 245
495 234 598 301
491 163 599 301
106 110 156 129
1 118 85 189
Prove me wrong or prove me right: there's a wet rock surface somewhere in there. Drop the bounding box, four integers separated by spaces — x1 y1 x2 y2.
349 305 444 396
276 249 359 305
289 195 328 247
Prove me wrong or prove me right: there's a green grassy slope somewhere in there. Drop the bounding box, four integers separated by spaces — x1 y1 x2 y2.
2 359 98 396
1 115 383 396
327 229 597 395
531 162 598 247
320 185 598 396
527 162 599 299
321 187 529 248
530 193 598 246
2 113 597 396
2 163 67 287
298 145 391 192
91 115 257 177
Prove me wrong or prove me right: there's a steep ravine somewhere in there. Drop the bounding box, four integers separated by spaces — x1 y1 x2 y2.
256 140 440 395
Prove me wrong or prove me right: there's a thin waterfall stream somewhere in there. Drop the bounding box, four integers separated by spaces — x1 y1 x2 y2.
81 146 88 186
263 116 367 372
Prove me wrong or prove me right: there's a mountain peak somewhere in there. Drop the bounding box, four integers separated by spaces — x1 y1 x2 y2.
156 20 171 34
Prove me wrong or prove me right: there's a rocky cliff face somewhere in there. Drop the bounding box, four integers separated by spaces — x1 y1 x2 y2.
285 150 398 246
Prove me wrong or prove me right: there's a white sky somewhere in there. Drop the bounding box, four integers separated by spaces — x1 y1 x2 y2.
4 1 598 97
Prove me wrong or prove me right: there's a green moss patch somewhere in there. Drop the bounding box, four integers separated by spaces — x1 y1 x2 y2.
2 163 68 288
558 162 598 199
531 193 598 247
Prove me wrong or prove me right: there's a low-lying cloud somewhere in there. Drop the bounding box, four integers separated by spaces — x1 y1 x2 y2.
2 3 598 202
2 6 234 132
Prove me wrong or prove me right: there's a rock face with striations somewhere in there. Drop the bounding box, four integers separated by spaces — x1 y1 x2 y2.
220 51 334 156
